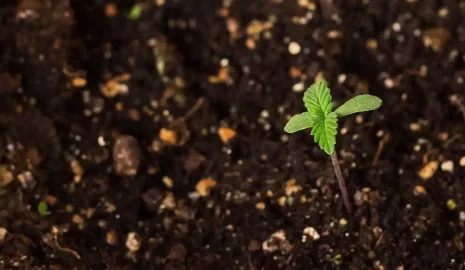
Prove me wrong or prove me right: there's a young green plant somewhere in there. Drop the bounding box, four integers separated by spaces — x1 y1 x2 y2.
284 80 382 213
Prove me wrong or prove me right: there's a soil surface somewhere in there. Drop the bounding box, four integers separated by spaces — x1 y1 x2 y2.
1 0 465 269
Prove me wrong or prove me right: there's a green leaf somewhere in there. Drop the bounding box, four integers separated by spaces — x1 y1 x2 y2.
38 201 51 217
311 112 338 154
334 94 382 117
303 80 333 116
303 80 337 154
128 4 142 20
284 112 313 133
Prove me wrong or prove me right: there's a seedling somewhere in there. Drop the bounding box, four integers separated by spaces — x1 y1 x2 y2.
38 201 51 217
284 80 382 213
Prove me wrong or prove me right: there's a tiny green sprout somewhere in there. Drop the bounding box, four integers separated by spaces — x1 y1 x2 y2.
128 4 143 20
38 201 51 217
284 80 382 213
333 254 343 265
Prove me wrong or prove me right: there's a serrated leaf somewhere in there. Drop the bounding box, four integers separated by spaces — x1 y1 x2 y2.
334 94 382 117
303 80 333 117
311 112 338 154
302 80 337 154
284 112 313 133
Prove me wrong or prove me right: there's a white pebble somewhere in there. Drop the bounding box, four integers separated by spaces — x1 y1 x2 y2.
338 74 347 84
303 227 320 241
288 42 301 55
0 227 6 242
460 211 465 221
220 58 229 67
460 156 465 167
125 232 141 252
260 110 269 118
292 82 305 92
441 160 454 172
384 78 394 88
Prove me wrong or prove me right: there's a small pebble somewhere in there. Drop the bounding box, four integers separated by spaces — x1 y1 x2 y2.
162 176 174 189
218 127 236 144
72 214 84 225
392 22 401 32
0 165 13 187
106 230 117 245
288 42 301 55
161 192 176 210
413 185 427 196
125 232 141 252
196 178 217 197
303 227 320 241
441 160 454 172
72 77 87 88
418 161 438 180
460 156 465 167
447 199 457 210
17 171 35 189
0 227 7 243
339 218 348 226
105 3 118 17
459 211 465 221
256 202 266 210
438 8 448 17
112 135 141 176
159 128 178 145
409 122 421 132
292 82 305 92
437 132 449 141
262 230 292 253
260 110 269 118
384 78 394 89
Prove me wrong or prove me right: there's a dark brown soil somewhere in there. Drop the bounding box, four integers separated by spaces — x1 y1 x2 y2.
1 0 465 269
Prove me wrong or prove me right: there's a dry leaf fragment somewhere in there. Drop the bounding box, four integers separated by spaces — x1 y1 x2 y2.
72 77 87 88
423 28 450 52
159 128 178 145
196 177 217 196
419 161 438 180
218 127 236 143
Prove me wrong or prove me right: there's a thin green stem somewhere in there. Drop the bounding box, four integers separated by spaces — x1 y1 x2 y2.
330 152 352 213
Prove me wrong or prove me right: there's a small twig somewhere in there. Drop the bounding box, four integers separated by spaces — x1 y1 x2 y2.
53 229 81 260
443 134 461 149
171 97 205 128
183 97 205 121
331 152 352 214
372 133 390 166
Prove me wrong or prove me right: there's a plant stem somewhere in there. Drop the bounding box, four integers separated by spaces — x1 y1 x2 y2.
330 152 352 213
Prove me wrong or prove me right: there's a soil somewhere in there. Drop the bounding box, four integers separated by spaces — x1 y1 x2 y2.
1 0 465 269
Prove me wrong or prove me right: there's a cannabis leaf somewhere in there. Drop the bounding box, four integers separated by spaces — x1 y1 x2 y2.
284 112 312 133
303 81 338 154
335 94 382 117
